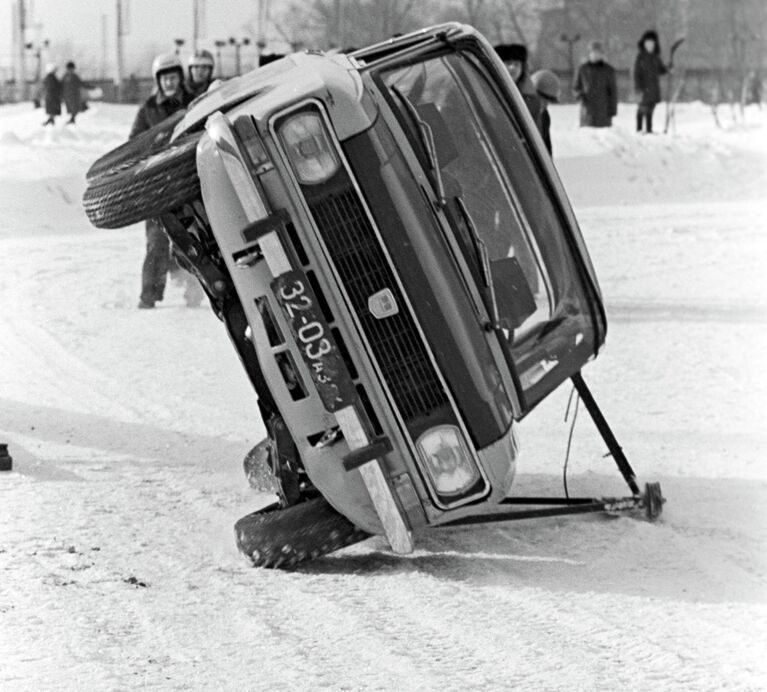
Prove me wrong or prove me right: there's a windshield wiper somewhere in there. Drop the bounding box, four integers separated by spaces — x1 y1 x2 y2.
390 86 446 206
454 196 499 329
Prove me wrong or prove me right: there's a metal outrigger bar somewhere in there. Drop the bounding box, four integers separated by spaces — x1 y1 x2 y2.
444 372 665 528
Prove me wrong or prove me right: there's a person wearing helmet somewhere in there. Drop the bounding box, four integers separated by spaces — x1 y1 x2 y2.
131 52 194 309
187 49 215 98
129 52 191 138
574 41 617 128
531 69 561 155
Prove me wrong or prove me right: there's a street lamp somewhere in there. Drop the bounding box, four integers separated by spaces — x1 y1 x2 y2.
25 38 49 83
214 40 227 77
229 37 251 76
174 38 185 56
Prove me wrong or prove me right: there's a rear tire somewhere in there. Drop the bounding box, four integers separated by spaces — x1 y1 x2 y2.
235 498 370 569
83 130 201 229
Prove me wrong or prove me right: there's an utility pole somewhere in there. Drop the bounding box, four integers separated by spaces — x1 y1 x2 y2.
256 0 268 65
334 0 342 49
214 40 226 77
229 37 250 76
101 13 109 80
17 0 28 100
192 0 205 51
115 0 125 102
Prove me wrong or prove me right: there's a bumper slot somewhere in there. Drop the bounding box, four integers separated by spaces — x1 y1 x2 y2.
342 436 393 471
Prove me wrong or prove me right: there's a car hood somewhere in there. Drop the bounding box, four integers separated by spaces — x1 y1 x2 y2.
173 51 375 142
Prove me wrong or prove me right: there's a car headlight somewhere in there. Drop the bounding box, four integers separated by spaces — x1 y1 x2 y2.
416 425 480 496
278 111 340 185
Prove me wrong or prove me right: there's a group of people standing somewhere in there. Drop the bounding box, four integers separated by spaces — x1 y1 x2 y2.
40 61 88 126
495 29 672 149
132 49 216 310
573 29 670 133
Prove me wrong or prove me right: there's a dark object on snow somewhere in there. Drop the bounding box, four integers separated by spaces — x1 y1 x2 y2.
574 59 617 127
123 576 148 587
0 443 12 471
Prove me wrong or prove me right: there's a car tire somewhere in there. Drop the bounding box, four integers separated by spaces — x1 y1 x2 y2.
83 129 202 229
86 110 186 181
235 497 370 569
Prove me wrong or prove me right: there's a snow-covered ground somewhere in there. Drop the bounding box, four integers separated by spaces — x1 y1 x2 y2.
1 99 765 690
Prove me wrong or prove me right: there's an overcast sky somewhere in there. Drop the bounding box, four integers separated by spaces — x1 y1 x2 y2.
1 0 284 77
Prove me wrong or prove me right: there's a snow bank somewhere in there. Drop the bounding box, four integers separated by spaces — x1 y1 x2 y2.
1 100 765 690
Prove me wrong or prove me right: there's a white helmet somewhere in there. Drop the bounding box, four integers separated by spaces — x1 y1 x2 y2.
152 52 183 82
188 49 214 70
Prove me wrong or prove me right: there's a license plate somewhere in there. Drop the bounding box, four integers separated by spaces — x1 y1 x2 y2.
271 269 356 412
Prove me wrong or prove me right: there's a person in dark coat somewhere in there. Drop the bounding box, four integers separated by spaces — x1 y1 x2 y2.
61 61 85 124
41 63 62 126
130 53 194 309
494 43 544 135
634 30 668 133
530 69 561 155
573 41 617 128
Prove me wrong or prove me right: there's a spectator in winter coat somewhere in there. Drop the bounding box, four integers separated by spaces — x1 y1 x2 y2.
187 49 215 98
634 30 668 133
494 43 544 135
130 53 194 309
574 41 617 128
530 69 561 156
41 63 62 126
61 61 86 124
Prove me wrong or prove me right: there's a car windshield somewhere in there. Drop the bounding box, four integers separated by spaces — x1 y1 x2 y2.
381 51 597 410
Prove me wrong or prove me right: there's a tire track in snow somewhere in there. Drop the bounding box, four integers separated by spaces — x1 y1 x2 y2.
0 313 148 422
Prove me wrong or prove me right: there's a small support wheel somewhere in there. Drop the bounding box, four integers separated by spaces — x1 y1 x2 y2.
644 482 664 520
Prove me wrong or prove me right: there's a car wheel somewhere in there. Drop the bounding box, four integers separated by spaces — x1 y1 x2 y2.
83 130 202 229
86 110 186 181
235 497 370 569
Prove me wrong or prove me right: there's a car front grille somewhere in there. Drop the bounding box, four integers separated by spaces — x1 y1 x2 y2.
308 186 448 422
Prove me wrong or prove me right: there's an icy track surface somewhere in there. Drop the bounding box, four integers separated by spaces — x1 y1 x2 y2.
1 101 766 690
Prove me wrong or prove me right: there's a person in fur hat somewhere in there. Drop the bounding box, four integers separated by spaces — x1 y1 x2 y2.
494 43 544 134
634 30 668 133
